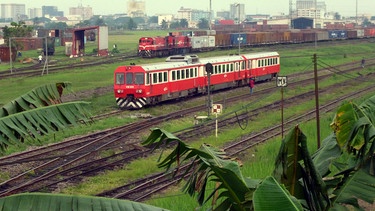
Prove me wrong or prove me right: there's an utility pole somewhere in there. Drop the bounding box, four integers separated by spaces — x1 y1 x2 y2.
209 0 212 30
236 3 241 55
9 38 12 74
313 54 321 149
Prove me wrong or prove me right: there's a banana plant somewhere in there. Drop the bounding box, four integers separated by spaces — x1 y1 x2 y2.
142 128 303 211
0 82 92 154
0 193 169 211
143 94 375 210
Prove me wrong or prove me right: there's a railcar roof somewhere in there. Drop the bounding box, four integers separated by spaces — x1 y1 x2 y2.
137 52 279 71
141 61 197 71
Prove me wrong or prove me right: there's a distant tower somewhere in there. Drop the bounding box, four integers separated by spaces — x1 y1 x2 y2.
127 0 146 17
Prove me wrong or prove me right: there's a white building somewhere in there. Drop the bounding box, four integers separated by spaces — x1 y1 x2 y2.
28 8 42 19
1 4 26 22
230 3 245 22
157 14 173 25
127 0 146 17
69 6 93 20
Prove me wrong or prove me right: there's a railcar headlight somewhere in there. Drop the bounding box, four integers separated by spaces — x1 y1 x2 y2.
136 89 143 93
117 90 124 93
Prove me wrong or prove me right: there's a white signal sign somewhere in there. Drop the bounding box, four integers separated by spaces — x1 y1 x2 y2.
212 104 223 114
276 76 288 87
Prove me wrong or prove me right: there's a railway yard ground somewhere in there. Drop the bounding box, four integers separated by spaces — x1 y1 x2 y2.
0 36 375 210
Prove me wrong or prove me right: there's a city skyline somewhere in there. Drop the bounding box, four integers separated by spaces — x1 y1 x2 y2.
1 0 374 17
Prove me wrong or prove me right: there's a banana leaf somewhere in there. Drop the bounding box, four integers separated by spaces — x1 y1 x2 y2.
0 192 168 211
0 82 72 118
253 176 303 211
143 128 256 211
273 125 330 210
0 102 92 154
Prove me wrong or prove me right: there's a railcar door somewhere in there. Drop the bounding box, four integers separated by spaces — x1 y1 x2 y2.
247 59 252 78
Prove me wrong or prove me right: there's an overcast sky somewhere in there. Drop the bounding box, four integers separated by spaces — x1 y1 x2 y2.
2 0 373 17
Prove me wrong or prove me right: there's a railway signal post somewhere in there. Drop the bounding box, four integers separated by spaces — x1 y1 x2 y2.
206 63 213 116
212 104 223 138
276 76 288 138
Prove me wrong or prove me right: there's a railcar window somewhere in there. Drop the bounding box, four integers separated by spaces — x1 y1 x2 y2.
116 73 125 85
195 68 198 77
219 65 222 73
135 73 144 85
241 62 245 70
158 72 163 83
181 70 185 79
190 68 194 77
172 71 176 81
231 63 234 72
164 72 168 82
258 60 260 67
126 73 133 84
146 73 150 84
177 71 181 80
153 73 158 83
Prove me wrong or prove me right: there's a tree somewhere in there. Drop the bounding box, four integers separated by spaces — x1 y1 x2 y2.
2 21 33 47
75 20 91 27
169 21 180 29
180 19 189 28
362 18 372 27
0 82 92 154
334 12 341 20
45 22 68 30
95 17 106 26
148 16 159 24
197 18 209 29
161 19 168 30
127 18 137 30
143 93 375 210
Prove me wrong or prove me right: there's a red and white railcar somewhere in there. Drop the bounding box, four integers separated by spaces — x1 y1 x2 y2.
114 52 280 109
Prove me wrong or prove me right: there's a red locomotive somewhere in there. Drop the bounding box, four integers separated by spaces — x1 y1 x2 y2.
114 52 280 109
138 33 191 58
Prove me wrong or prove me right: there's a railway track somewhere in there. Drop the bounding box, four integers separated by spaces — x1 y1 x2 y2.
1 58 373 199
0 52 137 79
96 73 375 201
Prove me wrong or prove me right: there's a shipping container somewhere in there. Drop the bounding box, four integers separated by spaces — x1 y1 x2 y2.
347 30 358 39
364 28 375 37
328 30 347 39
356 29 365 38
215 34 231 47
290 30 303 43
0 46 17 62
230 33 247 46
191 36 215 49
316 30 329 41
